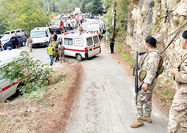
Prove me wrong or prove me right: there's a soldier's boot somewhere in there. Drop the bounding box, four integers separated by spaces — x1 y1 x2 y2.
143 115 152 123
130 119 144 128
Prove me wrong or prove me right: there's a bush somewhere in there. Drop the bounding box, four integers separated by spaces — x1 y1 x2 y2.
0 51 53 94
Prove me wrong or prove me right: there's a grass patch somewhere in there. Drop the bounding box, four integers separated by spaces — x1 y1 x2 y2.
115 39 135 67
120 50 135 66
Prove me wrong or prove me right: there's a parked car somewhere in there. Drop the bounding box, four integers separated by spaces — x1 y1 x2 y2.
0 49 22 101
30 27 51 47
57 32 101 61
0 34 27 50
4 29 26 35
49 20 65 34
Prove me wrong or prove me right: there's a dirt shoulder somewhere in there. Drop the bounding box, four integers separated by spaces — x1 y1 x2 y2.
0 63 83 133
103 39 172 117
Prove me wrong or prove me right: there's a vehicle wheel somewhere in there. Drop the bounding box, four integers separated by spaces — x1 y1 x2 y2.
76 54 83 61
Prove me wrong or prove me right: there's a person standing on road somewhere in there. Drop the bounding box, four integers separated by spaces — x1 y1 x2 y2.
53 32 57 41
130 36 160 128
47 43 54 66
110 35 115 53
168 30 187 133
14 34 19 49
27 35 33 53
58 43 65 63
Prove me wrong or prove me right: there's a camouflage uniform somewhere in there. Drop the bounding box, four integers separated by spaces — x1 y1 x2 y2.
137 50 160 120
168 53 187 133
27 37 33 53
58 45 65 63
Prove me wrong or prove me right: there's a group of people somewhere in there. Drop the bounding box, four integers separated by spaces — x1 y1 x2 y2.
47 36 65 66
129 30 187 133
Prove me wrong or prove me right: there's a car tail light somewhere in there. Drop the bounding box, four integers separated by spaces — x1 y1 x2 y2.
85 48 88 53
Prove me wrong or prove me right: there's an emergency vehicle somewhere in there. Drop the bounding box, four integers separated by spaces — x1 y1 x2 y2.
49 20 65 34
30 27 51 47
0 49 22 101
58 32 101 61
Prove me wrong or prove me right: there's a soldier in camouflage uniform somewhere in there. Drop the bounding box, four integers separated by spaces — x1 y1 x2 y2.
130 36 160 128
168 30 187 133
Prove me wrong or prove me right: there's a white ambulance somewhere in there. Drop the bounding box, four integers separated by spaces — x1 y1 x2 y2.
0 49 22 101
58 32 101 61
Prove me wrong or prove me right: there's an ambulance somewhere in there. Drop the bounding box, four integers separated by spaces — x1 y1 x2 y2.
58 32 101 61
0 49 22 101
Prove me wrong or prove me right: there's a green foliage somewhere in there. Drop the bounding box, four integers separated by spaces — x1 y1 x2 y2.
43 0 82 14
81 0 103 14
0 51 53 94
103 0 128 37
0 0 50 34
91 0 103 14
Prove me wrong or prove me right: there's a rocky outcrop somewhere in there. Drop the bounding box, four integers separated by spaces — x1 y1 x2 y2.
126 0 187 88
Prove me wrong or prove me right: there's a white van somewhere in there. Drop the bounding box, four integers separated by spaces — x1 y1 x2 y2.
30 27 51 47
58 32 101 60
0 49 22 101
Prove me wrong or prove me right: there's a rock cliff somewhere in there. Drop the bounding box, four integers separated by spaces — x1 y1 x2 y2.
126 0 187 88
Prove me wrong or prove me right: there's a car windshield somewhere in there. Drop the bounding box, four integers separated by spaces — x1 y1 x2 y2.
87 27 100 32
31 31 46 38
1 35 11 41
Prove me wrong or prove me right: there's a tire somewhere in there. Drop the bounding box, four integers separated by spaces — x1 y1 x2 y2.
76 54 83 61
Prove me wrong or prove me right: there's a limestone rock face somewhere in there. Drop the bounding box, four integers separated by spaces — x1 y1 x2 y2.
174 2 187 16
126 0 187 89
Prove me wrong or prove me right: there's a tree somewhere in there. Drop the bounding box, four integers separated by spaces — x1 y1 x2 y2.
0 0 50 33
81 0 92 13
85 2 93 13
91 0 103 15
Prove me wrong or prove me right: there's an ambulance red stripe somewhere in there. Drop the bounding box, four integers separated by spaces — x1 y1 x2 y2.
1 81 20 92
0 73 32 93
65 48 85 52
93 46 100 50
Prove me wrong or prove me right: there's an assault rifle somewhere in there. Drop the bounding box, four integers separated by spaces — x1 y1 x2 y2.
134 52 139 105
134 52 146 104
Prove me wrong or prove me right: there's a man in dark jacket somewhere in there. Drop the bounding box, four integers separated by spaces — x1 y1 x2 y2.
14 34 19 48
53 32 58 41
110 35 115 53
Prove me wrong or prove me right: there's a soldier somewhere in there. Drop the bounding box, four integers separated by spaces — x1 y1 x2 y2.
130 36 160 128
168 30 187 133
58 43 65 63
27 35 33 53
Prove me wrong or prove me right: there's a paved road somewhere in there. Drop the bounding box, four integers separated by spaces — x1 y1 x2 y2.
65 42 168 133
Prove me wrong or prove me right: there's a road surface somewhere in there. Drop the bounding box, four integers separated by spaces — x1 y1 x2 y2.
65 42 168 133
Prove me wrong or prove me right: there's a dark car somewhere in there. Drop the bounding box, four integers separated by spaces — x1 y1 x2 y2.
1 34 27 50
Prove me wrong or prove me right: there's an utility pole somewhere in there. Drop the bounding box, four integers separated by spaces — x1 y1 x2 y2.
113 1 117 38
